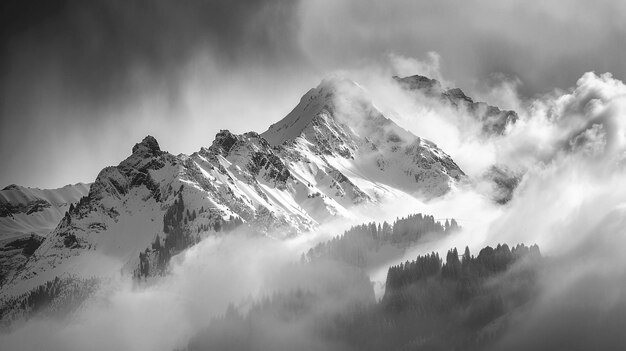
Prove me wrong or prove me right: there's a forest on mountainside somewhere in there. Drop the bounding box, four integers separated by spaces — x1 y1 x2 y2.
188 242 541 351
305 214 459 268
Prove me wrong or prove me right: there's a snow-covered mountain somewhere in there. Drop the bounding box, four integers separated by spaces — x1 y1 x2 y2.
0 183 90 240
1 76 468 297
0 183 90 284
262 77 464 196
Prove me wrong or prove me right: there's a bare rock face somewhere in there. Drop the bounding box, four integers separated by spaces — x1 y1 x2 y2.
132 135 161 155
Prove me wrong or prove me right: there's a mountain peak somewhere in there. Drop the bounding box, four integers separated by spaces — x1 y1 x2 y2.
260 77 370 147
258 76 464 197
210 130 240 155
132 135 161 155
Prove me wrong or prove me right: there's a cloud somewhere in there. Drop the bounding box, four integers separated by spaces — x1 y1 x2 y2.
495 72 626 170
300 0 626 97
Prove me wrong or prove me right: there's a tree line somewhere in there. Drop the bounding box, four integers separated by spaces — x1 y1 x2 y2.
305 213 459 268
0 276 99 328
188 242 542 351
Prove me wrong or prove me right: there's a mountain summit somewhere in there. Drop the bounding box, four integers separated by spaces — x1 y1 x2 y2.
132 135 161 155
263 77 464 196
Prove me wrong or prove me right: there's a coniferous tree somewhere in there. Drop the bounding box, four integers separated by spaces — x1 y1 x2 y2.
463 246 471 263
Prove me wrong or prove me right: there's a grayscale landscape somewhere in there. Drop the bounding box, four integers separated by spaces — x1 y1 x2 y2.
1 1 625 350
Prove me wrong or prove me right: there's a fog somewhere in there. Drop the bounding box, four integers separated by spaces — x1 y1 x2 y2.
0 232 373 351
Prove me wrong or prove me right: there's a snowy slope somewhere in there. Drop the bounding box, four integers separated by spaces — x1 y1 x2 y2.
0 183 90 286
3 134 349 296
0 183 90 240
263 77 465 198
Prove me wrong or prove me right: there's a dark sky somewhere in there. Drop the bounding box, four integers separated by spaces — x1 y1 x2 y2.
1 0 625 188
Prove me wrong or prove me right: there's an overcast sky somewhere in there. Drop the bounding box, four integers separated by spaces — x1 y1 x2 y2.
1 0 625 188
